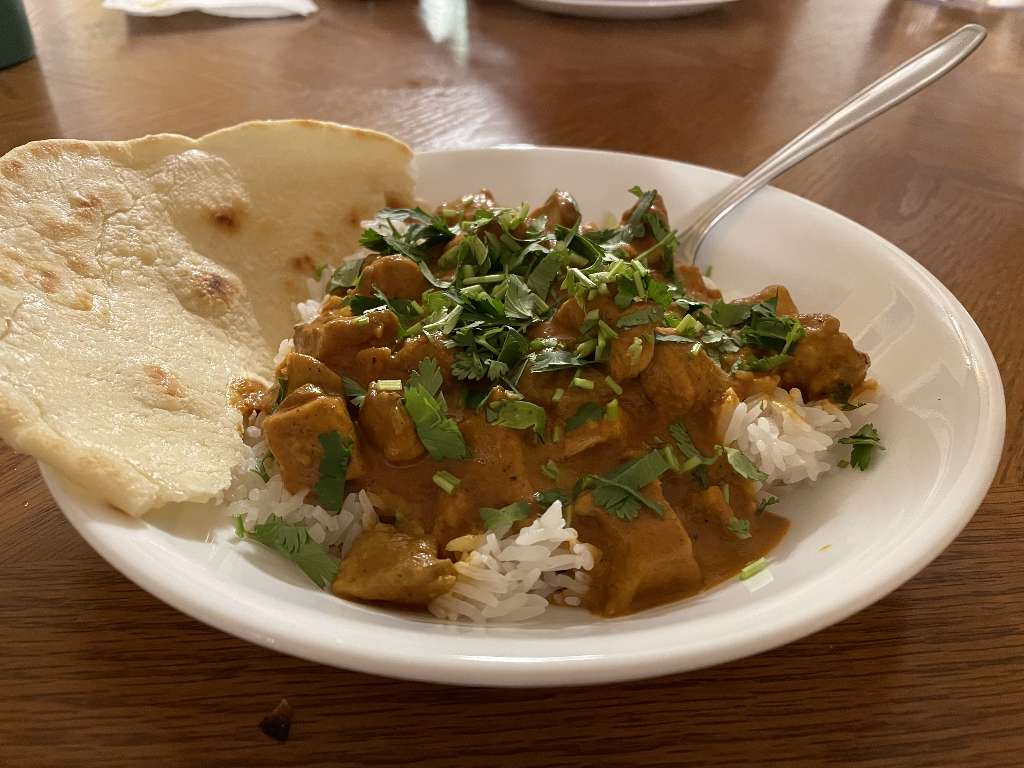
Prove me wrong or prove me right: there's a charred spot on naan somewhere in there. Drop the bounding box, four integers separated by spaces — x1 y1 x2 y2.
209 205 242 232
290 253 317 275
138 364 191 412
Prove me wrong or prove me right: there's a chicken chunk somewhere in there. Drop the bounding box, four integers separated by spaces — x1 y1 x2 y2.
732 284 799 316
332 525 456 606
673 264 722 301
281 352 342 395
261 384 362 494
294 309 399 376
356 254 428 301
436 189 496 223
779 313 869 401
608 325 655 381
529 189 581 231
349 334 456 389
559 412 627 458
358 386 424 463
640 341 727 417
575 481 702 616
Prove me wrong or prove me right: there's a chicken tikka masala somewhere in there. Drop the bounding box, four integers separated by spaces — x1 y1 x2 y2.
237 187 877 618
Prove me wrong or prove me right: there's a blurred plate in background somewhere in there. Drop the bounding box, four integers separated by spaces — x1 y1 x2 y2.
514 0 740 20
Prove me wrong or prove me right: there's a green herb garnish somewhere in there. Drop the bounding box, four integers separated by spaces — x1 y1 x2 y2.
327 256 365 294
838 423 884 470
739 557 768 580
342 376 367 408
488 399 547 438
727 517 752 540
251 454 273 483
312 431 353 512
755 495 780 516
432 470 460 495
722 445 769 482
238 514 340 588
590 449 672 521
565 402 604 433
480 501 531 531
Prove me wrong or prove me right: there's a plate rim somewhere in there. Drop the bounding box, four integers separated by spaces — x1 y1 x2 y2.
45 145 1006 687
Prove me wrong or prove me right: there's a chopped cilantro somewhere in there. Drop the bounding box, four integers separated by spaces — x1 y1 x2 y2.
342 376 367 408
488 399 547 438
408 357 443 398
327 256 365 294
739 557 768 580
251 454 273 483
727 517 752 540
312 431 353 512
838 423 884 470
732 353 792 373
239 514 340 589
565 402 604 433
617 305 663 328
534 488 570 508
710 300 752 327
590 450 671 521
271 376 288 413
402 358 466 460
722 445 768 482
480 501 531 531
432 470 460 495
755 495 780 516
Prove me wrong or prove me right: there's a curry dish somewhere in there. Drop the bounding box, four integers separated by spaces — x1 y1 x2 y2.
239 187 875 618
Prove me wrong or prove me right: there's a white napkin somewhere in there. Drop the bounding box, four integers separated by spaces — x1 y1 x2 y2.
103 0 318 19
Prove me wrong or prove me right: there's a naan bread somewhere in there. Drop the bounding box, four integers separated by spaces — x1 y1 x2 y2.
0 120 414 515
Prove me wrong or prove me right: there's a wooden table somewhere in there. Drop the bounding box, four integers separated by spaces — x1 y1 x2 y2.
1 1 1021 765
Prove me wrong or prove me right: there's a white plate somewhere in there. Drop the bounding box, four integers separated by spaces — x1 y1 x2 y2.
513 0 739 20
43 146 1005 687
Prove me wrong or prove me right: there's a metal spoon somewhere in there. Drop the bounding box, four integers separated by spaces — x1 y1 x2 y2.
677 23 987 266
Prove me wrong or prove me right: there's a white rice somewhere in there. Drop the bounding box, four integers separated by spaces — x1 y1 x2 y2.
721 387 877 486
428 502 600 623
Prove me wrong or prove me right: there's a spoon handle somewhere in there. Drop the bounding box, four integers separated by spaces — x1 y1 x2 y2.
678 23 987 265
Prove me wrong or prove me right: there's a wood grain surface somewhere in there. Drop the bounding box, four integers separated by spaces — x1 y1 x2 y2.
1 1 1021 765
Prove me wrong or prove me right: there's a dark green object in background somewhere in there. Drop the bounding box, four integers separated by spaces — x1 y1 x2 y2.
0 0 34 70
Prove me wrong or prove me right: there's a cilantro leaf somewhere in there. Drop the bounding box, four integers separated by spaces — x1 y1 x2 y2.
408 357 443 398
622 188 657 241
727 517 752 540
502 275 546 321
669 421 701 460
342 376 367 408
591 450 671 520
488 399 547 438
755 495 780 516
527 348 591 373
838 423 884 470
534 488 570 508
710 300 752 327
732 353 792 373
565 402 604 432
722 445 769 482
739 299 806 353
271 376 288 413
527 250 565 299
251 454 273 482
617 305 664 328
327 257 365 294
404 383 468 460
312 431 353 512
480 501 531 531
240 514 340 589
